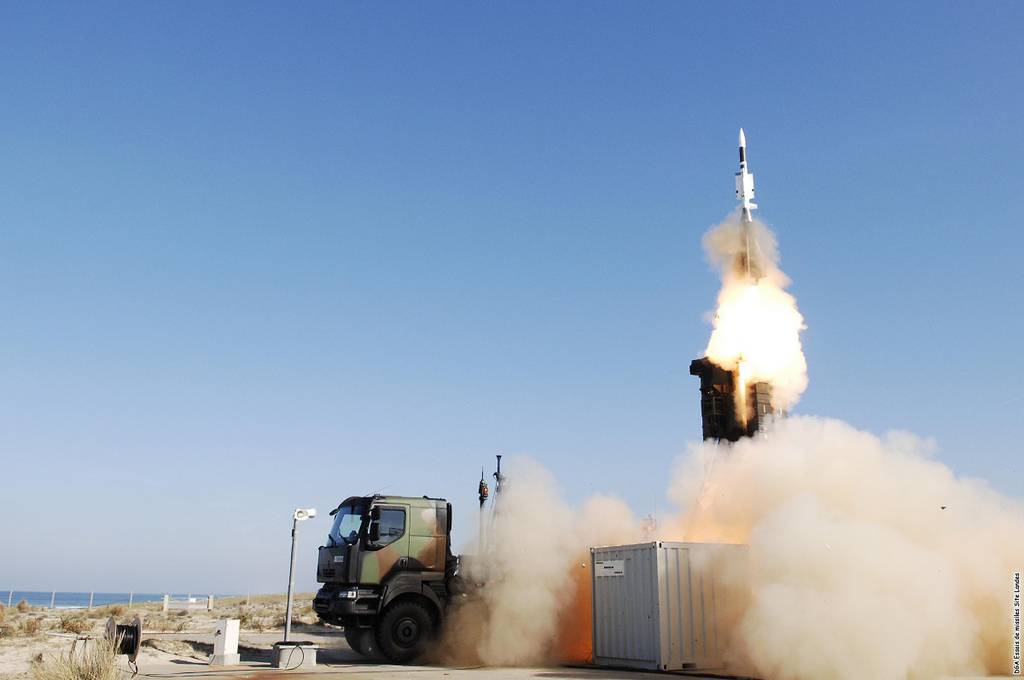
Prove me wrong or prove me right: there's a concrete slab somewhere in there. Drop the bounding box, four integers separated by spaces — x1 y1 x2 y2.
130 633 733 679
273 642 317 669
129 660 731 679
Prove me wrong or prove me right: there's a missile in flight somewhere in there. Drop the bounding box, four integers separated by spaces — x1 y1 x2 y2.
735 128 761 279
735 128 757 224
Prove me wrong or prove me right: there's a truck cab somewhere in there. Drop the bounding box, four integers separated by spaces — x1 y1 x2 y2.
313 494 456 662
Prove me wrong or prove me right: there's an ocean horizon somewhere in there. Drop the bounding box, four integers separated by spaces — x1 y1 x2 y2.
1 591 232 610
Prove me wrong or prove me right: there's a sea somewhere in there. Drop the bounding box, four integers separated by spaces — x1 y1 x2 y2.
1 591 222 610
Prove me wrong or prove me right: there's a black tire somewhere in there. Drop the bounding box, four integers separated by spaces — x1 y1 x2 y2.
374 601 434 663
344 627 378 658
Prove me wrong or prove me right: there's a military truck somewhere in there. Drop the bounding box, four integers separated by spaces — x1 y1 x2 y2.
312 494 460 663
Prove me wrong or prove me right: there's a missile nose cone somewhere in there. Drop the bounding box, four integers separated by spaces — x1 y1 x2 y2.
738 128 746 148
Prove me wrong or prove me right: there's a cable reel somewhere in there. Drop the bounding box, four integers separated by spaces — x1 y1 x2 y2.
105 615 142 663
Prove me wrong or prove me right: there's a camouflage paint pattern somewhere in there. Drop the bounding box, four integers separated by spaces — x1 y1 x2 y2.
357 496 447 585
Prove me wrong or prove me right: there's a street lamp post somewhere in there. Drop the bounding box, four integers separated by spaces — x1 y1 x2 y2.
284 508 317 644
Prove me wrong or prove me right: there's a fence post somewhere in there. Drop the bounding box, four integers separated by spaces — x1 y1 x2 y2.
88 592 94 610
6 590 11 608
162 594 170 613
128 593 134 609
50 591 56 609
207 595 214 611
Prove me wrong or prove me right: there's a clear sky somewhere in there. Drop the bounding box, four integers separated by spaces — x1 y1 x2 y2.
1 2 1021 594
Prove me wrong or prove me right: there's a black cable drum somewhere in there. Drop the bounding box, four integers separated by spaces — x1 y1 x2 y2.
105 615 142 662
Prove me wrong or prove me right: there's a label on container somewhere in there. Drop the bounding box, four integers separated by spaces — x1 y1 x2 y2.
595 559 625 577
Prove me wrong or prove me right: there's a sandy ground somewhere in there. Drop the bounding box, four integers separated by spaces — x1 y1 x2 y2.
1 596 1016 679
0 593 322 678
0 595 715 680
0 594 738 680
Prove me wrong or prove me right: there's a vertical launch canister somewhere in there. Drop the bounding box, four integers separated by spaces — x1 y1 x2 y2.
689 358 773 441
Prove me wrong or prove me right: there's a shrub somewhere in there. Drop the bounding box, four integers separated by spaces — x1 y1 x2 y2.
31 638 118 680
0 623 15 638
59 615 90 635
0 603 5 623
149 616 172 632
16 599 30 613
21 617 42 635
237 609 256 629
89 605 125 619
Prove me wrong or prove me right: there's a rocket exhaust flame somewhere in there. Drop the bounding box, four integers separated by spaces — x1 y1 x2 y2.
702 214 807 414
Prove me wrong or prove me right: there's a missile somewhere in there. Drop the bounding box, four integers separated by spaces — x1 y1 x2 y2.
735 128 760 279
735 128 757 223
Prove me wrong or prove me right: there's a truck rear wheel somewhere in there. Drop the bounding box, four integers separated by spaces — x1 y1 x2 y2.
374 601 434 663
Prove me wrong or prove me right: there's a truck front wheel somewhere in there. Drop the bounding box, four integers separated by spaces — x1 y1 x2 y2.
344 627 378 658
374 601 434 663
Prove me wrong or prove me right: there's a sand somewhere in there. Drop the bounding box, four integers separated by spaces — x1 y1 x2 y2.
0 593 324 678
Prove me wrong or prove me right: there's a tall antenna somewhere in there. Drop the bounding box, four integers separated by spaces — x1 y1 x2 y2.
477 467 490 552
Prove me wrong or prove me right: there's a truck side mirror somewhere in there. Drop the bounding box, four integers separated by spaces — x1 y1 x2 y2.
367 507 381 543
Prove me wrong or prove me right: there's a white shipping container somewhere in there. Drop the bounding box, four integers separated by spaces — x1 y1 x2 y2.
591 541 747 672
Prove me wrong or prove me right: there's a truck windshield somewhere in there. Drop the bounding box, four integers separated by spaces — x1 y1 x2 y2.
328 501 367 547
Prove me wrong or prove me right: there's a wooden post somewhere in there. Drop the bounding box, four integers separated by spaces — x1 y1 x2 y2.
128 592 134 609
88 592 94 610
6 590 11 608
162 594 170 613
50 591 56 609
207 595 214 611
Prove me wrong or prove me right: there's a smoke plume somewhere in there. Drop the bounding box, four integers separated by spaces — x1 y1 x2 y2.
441 433 1022 677
670 416 1024 678
438 458 641 666
703 212 808 410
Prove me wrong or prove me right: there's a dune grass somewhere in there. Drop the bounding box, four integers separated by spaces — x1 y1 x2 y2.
86 605 124 620
58 615 91 635
30 639 119 680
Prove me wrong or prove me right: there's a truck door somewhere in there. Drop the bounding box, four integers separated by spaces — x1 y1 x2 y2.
359 504 411 585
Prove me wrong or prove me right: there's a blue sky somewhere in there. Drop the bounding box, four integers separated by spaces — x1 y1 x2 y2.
1 2 1021 593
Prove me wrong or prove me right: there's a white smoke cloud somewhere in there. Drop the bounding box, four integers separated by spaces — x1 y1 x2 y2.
669 416 1024 678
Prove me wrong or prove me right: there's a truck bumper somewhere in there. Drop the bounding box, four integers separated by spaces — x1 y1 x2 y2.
313 585 381 626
